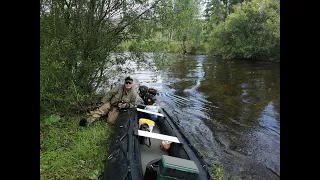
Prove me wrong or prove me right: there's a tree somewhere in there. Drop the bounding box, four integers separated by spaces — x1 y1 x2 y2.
40 0 162 115
204 0 280 61
131 0 202 54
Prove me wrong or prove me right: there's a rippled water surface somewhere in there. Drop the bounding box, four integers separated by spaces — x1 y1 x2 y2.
130 55 280 179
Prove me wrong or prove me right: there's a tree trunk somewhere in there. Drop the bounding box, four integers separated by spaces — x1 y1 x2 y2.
181 40 187 55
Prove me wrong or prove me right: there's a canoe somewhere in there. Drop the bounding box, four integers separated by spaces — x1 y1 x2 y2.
102 88 211 180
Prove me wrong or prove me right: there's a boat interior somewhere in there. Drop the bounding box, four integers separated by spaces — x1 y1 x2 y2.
136 106 197 179
134 85 205 180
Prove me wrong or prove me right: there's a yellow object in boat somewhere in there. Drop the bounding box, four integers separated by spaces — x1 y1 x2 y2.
139 118 155 132
139 118 155 125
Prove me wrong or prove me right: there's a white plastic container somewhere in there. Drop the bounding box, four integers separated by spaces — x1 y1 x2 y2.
139 118 155 132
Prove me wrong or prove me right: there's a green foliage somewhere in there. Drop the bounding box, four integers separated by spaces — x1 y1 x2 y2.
208 164 242 180
119 40 182 54
42 114 61 126
205 0 280 61
40 0 163 116
212 165 227 180
119 37 207 55
40 117 113 180
164 41 183 54
130 0 202 55
40 0 280 179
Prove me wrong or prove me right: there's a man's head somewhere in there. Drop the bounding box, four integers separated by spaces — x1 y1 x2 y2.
124 76 133 89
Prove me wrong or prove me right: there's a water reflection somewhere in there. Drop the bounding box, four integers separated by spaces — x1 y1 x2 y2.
131 55 280 179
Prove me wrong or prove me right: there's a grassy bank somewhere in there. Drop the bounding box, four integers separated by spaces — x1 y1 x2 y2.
40 115 113 180
40 115 238 180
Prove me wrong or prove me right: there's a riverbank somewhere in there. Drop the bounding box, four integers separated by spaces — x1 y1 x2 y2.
40 114 231 180
40 115 113 179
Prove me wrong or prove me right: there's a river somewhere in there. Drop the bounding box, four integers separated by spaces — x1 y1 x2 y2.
115 54 280 179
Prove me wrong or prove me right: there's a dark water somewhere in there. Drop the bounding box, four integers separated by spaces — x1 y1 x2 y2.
133 55 280 179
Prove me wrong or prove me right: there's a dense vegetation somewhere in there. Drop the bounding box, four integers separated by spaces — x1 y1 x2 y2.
40 0 279 179
121 0 280 60
40 0 279 118
204 0 280 61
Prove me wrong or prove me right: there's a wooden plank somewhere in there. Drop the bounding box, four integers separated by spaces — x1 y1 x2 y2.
136 108 164 117
137 130 180 143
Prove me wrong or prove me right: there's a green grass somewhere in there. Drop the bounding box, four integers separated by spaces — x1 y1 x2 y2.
40 115 242 180
208 164 242 180
40 115 114 180
212 165 227 180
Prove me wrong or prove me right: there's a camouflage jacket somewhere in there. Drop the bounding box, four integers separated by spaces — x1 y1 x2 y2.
101 84 140 108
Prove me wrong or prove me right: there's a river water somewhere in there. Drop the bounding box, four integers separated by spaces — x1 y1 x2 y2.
118 54 279 179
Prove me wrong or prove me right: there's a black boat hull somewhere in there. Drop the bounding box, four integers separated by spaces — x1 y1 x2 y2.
103 108 211 180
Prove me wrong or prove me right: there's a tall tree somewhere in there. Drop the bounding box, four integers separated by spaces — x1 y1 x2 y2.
133 0 201 54
40 0 161 115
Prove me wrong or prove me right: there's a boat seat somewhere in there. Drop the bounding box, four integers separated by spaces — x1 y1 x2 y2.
137 130 180 143
137 108 164 117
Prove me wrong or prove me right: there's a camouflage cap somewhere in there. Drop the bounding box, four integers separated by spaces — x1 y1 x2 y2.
125 76 133 82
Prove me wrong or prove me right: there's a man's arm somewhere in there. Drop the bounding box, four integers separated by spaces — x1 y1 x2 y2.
126 92 141 108
101 85 120 103
135 95 144 106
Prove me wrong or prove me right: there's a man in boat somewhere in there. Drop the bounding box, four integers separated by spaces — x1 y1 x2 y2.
79 76 141 126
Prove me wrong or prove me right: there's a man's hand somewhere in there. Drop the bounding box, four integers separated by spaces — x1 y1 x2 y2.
118 102 129 109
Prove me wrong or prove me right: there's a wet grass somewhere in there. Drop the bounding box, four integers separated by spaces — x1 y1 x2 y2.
213 165 229 180
209 165 242 180
40 115 113 180
40 114 243 180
